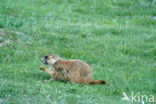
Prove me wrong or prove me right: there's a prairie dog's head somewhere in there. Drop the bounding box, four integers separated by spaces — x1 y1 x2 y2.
41 54 61 66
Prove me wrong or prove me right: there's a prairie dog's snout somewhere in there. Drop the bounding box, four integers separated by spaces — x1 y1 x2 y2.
41 55 48 65
41 57 46 64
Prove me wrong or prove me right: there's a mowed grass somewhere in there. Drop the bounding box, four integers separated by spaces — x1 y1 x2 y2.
0 0 156 103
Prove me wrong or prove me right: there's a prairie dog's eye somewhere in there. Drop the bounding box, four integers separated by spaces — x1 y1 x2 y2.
45 56 48 59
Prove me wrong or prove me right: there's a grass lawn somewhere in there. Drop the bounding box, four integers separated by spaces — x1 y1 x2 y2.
0 0 156 103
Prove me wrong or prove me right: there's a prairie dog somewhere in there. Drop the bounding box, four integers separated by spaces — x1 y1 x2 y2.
40 54 105 84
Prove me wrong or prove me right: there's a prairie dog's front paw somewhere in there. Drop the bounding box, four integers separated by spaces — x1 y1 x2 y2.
40 66 46 71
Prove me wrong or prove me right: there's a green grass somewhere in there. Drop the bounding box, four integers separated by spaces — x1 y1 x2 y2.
0 0 156 103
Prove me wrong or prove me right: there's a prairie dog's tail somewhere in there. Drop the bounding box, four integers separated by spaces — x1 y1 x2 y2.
90 80 106 84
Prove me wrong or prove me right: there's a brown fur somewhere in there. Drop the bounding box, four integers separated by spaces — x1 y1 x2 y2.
40 54 105 84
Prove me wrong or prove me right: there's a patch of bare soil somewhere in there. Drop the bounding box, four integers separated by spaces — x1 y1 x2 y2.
0 29 17 47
